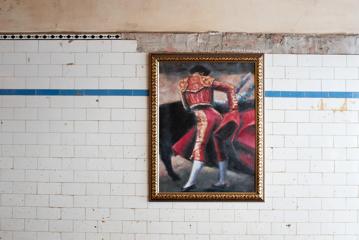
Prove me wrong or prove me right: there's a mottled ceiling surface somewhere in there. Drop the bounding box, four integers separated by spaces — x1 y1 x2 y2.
0 0 359 33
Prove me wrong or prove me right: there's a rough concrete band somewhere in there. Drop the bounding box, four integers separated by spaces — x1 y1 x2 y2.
2 32 359 54
121 32 359 55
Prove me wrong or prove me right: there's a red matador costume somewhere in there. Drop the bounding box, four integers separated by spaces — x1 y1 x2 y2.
172 73 239 164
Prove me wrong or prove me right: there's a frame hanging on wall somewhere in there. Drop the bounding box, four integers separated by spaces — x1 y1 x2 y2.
149 53 264 201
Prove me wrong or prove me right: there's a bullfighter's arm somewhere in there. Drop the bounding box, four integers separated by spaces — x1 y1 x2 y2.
180 92 190 111
178 78 190 111
212 80 238 111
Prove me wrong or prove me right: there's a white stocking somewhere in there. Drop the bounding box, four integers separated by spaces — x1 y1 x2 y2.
183 160 204 188
214 161 227 186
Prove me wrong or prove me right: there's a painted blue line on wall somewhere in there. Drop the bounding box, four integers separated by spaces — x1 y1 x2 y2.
0 89 358 98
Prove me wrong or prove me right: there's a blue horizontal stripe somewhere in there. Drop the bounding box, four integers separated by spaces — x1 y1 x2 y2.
0 89 358 99
265 91 357 98
0 89 149 96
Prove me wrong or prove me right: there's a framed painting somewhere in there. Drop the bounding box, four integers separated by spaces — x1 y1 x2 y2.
149 53 264 201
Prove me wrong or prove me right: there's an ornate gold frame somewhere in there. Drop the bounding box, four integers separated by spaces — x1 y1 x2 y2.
149 53 264 201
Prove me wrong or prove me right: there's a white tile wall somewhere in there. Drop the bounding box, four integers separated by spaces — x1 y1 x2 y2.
1 40 359 239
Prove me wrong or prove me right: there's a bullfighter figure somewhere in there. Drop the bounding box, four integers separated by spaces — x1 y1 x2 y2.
172 65 238 192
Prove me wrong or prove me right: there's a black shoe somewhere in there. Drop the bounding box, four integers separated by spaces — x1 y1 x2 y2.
211 183 227 189
181 184 196 192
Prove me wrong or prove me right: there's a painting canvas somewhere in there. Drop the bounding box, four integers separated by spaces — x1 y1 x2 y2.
150 53 264 201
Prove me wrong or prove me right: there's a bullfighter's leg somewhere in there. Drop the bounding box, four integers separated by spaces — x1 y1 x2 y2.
213 126 228 188
181 160 204 192
213 160 228 188
182 110 213 191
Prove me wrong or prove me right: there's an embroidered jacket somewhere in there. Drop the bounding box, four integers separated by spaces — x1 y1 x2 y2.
178 73 238 111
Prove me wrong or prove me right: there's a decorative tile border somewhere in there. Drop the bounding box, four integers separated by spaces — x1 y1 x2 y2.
0 33 122 40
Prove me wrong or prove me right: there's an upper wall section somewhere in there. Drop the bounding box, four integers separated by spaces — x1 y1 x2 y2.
1 0 359 33
2 33 359 55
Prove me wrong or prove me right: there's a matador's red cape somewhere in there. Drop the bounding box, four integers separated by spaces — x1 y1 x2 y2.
172 108 256 172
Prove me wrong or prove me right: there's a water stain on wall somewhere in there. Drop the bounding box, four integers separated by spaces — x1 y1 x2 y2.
318 99 348 112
